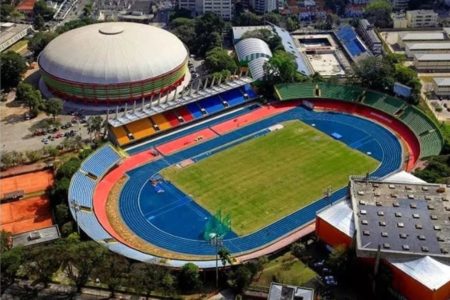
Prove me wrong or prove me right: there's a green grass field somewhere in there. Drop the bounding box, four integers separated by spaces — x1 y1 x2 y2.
162 121 378 235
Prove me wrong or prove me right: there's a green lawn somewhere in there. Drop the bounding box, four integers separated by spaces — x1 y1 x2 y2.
250 252 317 288
162 120 378 235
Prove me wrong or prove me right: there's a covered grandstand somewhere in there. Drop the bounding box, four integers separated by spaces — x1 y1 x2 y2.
38 22 190 105
275 82 443 159
335 26 371 61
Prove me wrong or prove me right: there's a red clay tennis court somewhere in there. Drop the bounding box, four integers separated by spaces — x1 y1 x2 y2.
0 170 54 196
0 195 53 234
155 128 218 155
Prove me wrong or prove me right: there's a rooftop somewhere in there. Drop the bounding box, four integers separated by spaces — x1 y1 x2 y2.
414 53 450 61
407 42 450 50
401 32 445 41
351 178 450 261
433 77 450 87
268 282 314 300
12 225 60 247
0 23 31 48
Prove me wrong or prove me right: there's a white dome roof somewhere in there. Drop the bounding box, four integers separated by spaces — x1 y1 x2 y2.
39 22 188 85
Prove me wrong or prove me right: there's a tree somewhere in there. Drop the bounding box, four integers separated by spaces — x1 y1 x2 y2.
364 0 393 28
393 64 421 98
92 253 130 298
55 203 70 226
326 245 350 277
25 150 42 163
33 14 45 30
170 20 195 49
1 230 12 253
178 263 202 292
241 29 283 52
0 51 27 91
1 4 14 21
82 2 92 17
264 50 299 84
218 247 232 267
44 98 63 121
9 9 24 23
0 151 25 169
227 265 253 292
352 56 394 92
56 157 81 179
205 47 238 73
233 11 262 26
16 82 44 115
1 247 24 294
87 116 104 141
286 17 300 32
25 243 63 287
291 242 306 258
28 31 57 56
33 0 54 21
129 263 159 298
62 238 108 292
194 13 225 56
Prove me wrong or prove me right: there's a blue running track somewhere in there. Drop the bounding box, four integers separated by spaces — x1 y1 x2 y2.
119 105 402 256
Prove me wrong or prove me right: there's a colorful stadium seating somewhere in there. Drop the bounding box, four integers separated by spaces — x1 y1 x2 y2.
163 111 182 126
198 96 225 114
174 106 194 122
81 145 121 178
186 102 204 119
110 126 129 146
151 114 172 131
126 118 155 140
274 83 444 158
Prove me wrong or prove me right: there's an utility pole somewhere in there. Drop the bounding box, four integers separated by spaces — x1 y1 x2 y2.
210 234 223 288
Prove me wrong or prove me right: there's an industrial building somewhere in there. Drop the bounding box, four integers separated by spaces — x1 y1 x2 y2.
398 32 445 47
38 22 190 104
316 174 450 300
357 19 382 55
432 78 450 96
413 54 450 71
405 42 450 58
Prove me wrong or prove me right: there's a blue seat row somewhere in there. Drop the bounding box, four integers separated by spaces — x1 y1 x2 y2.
68 171 96 208
81 145 121 178
77 210 111 240
222 89 245 106
198 95 225 114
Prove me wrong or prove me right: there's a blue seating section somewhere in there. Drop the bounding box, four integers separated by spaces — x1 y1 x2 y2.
243 84 257 98
77 211 111 240
68 171 96 208
186 102 204 119
81 145 121 177
119 106 402 256
198 96 225 114
336 26 367 58
222 89 245 106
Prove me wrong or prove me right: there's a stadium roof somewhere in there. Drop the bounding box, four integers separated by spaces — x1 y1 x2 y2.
271 25 313 75
383 171 426 184
433 77 450 87
232 26 272 41
388 256 450 290
38 22 188 85
248 57 270 80
401 32 445 41
414 53 450 61
235 38 272 63
406 42 450 50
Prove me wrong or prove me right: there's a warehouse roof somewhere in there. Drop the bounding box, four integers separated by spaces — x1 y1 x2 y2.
317 200 354 237
248 57 270 81
235 38 272 63
407 42 450 50
415 53 450 61
433 77 450 87
401 32 445 41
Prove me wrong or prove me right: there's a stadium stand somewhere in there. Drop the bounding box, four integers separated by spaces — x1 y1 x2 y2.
186 102 204 119
174 106 194 122
77 210 111 240
163 111 182 126
111 126 130 146
336 26 368 58
68 171 96 208
126 118 155 140
151 114 172 131
274 83 443 158
81 145 121 178
198 96 226 114
318 83 364 101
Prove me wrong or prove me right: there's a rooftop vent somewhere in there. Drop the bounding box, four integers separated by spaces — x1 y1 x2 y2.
415 224 423 229
418 235 426 240
397 222 404 228
400 233 408 239
422 186 429 191
389 184 395 189
381 232 388 237
412 213 420 219
408 194 415 199
377 211 384 216
430 215 438 220
379 221 387 227
395 212 402 217
363 230 370 236
434 225 441 231
361 220 369 225
357 191 365 196
410 203 417 209
421 246 429 252
383 243 391 249
402 244 410 250
393 202 400 207
360 209 367 215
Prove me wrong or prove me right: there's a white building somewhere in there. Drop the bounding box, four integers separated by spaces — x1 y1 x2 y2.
391 12 408 29
250 0 276 13
406 10 439 28
398 32 445 47
198 0 232 20
176 0 197 11
432 78 450 96
414 53 450 71
405 42 450 58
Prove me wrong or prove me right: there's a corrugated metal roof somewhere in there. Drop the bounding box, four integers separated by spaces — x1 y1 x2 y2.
401 32 445 41
317 200 354 237
248 57 270 80
433 77 450 86
38 22 188 84
407 42 450 50
235 38 272 63
388 256 450 290
414 53 450 61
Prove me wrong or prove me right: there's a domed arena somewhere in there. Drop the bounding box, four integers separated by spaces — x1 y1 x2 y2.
38 22 189 105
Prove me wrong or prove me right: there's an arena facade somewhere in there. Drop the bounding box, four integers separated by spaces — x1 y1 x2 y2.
38 22 189 104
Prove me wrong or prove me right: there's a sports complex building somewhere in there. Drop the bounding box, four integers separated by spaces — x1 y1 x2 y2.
53 22 449 299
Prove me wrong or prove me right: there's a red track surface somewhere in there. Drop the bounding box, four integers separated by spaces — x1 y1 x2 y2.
93 150 158 243
156 129 218 155
0 195 53 234
211 104 296 134
313 99 420 171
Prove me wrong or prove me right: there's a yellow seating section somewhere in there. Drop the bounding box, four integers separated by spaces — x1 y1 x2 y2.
126 118 155 140
151 114 172 131
111 126 129 146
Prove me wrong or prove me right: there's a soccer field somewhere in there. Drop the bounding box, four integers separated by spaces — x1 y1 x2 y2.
161 121 378 235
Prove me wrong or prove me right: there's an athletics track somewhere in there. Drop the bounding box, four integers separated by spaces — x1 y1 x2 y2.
90 101 411 257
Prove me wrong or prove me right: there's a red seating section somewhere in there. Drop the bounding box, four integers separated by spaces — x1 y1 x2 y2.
175 106 194 122
163 111 181 127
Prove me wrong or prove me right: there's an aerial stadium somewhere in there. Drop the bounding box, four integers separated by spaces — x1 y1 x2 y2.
68 78 444 269
38 22 190 105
